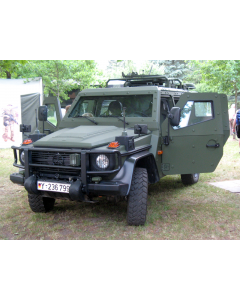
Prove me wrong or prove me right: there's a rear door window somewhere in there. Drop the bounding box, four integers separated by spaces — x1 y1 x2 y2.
47 104 57 126
174 100 214 129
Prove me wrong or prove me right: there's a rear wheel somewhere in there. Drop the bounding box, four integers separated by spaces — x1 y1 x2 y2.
127 168 148 226
28 194 55 212
181 173 200 185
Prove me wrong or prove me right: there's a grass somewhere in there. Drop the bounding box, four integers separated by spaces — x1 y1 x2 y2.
1 137 240 240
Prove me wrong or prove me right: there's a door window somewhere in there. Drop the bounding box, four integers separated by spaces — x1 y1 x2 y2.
47 104 57 126
173 100 214 129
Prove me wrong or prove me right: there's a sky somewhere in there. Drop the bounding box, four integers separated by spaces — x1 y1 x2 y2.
95 60 109 71
95 60 146 70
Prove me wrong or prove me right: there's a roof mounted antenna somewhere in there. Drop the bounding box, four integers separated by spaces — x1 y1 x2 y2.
34 109 40 134
122 107 127 136
149 65 153 75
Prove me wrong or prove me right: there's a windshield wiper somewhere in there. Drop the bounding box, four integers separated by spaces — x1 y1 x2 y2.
100 115 129 125
73 115 98 125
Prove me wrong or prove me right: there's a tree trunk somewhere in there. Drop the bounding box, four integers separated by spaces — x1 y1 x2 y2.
6 71 11 79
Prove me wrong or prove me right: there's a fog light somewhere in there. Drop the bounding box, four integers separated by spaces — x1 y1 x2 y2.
96 155 109 169
70 153 81 166
20 150 25 165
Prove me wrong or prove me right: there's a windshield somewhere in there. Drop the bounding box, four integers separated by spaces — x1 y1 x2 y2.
68 94 153 118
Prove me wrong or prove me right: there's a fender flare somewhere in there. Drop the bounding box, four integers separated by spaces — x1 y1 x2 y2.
112 150 159 196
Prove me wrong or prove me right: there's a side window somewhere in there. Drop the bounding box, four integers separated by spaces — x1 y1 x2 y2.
47 104 57 126
174 100 214 129
195 102 213 118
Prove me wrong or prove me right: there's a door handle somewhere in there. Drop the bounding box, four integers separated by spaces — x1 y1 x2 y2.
206 143 220 148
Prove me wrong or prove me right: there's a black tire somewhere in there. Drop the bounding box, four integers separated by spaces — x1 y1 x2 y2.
28 194 55 213
127 168 148 226
181 173 200 185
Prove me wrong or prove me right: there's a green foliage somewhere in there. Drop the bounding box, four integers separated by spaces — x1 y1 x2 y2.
190 60 240 93
4 60 240 102
104 60 161 78
194 82 218 93
0 60 28 78
12 60 99 101
190 60 240 110
184 60 203 84
150 60 190 80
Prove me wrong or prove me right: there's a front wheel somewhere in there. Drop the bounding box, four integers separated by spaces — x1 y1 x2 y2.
127 168 148 226
181 173 200 185
28 194 55 213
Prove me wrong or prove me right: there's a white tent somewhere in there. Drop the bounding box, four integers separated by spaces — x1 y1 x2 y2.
0 78 43 148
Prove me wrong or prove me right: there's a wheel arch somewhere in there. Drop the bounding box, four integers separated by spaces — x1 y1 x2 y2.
135 154 159 184
112 150 159 196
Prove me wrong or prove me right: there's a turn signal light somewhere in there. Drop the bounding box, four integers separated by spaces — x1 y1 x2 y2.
108 141 120 148
158 150 163 155
22 139 33 145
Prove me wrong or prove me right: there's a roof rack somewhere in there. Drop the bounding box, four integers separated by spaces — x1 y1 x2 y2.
106 71 195 90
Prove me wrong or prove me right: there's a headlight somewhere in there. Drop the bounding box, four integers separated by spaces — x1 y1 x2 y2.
19 150 25 165
90 153 117 171
96 155 109 169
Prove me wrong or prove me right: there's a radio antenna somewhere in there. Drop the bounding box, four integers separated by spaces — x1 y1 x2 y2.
122 107 127 136
34 109 40 134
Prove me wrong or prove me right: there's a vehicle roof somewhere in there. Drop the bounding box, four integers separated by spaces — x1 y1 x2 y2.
80 85 187 95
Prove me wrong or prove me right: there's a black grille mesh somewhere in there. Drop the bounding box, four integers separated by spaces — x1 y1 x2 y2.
31 151 71 166
31 166 79 176
31 151 81 177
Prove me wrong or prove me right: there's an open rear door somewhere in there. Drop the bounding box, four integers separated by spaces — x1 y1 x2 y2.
21 93 40 141
161 93 229 175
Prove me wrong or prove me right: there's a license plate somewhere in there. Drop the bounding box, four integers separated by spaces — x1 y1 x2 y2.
37 181 71 193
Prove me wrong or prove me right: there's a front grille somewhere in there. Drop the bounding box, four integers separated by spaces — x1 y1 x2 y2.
30 151 81 177
31 166 80 176
31 151 71 166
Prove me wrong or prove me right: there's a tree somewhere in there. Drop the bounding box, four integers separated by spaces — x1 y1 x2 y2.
15 60 99 100
192 60 240 110
106 60 127 78
0 60 28 78
150 60 190 80
105 60 153 78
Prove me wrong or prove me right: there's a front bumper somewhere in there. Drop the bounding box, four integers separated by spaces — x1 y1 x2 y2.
10 144 152 199
10 146 129 201
10 172 128 199
10 172 24 185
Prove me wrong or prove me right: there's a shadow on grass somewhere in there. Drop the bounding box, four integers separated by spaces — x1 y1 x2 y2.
49 175 187 225
148 175 186 201
49 197 128 224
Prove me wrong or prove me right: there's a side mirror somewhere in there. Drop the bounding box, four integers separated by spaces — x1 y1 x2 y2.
38 106 48 121
20 124 31 133
169 107 181 126
134 124 148 135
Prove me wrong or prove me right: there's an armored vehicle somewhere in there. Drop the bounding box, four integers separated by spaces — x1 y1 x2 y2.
10 73 229 225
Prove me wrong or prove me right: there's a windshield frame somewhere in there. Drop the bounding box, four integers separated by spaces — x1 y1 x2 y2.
68 93 154 119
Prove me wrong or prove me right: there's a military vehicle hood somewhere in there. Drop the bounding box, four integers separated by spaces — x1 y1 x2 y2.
33 126 133 148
